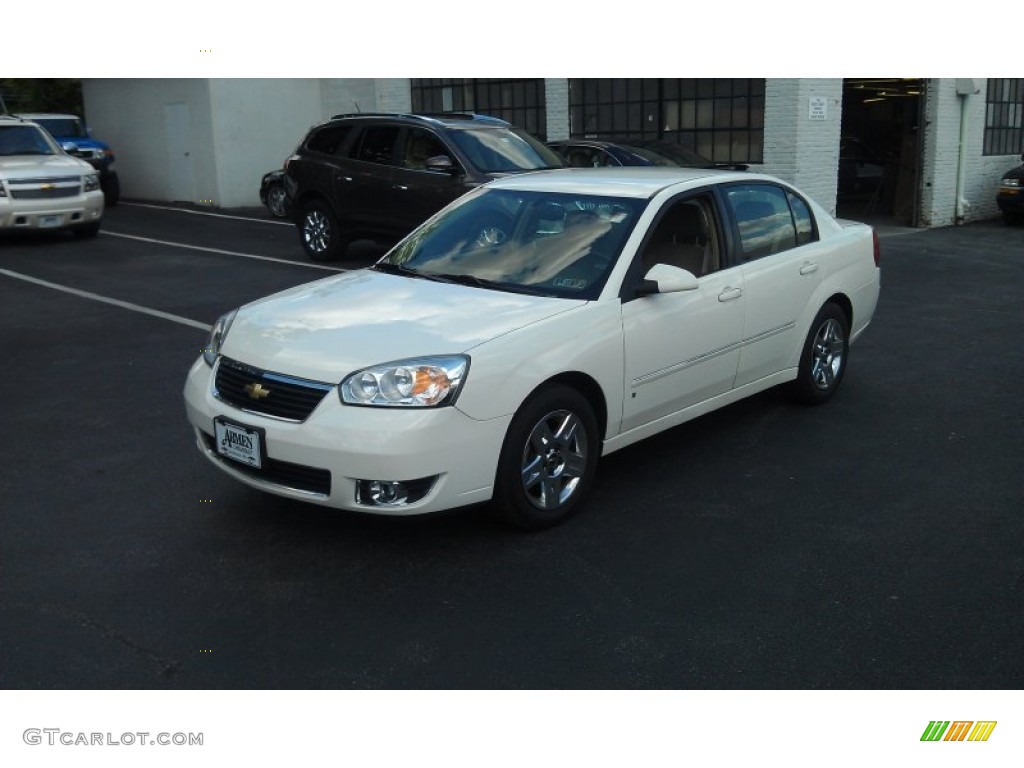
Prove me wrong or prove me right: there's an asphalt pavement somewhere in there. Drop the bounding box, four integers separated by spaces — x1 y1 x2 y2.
1 203 1021 689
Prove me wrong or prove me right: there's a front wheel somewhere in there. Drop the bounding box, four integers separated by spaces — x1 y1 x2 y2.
298 200 347 261
791 302 850 405
492 385 599 530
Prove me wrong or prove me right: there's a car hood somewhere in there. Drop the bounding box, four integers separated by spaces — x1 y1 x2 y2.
0 153 94 179
1002 164 1024 181
220 269 586 383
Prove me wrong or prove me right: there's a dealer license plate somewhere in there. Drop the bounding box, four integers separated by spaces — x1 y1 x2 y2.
214 419 263 469
39 215 62 228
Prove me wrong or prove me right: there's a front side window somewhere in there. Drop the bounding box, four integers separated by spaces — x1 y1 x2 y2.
640 195 721 277
380 188 645 300
401 128 452 171
724 184 801 260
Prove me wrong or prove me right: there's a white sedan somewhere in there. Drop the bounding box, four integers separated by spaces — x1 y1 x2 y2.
184 168 880 529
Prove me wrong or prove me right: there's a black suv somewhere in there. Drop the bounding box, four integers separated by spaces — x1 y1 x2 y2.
283 112 563 260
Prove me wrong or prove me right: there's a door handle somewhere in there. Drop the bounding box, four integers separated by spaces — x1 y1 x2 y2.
718 286 743 302
335 175 353 183
799 261 819 275
393 184 409 191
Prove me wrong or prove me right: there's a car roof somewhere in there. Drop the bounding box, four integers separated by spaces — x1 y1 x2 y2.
485 166 761 197
13 113 79 120
324 112 510 130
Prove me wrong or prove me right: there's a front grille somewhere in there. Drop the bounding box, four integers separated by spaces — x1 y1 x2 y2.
200 432 331 495
10 186 80 199
214 357 333 422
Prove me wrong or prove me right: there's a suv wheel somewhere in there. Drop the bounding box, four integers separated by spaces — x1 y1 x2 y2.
299 200 347 261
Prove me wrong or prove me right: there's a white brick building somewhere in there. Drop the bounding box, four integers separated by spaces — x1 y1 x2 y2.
82 78 1022 228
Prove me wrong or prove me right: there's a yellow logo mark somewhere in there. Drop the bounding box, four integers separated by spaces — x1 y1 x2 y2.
244 382 270 400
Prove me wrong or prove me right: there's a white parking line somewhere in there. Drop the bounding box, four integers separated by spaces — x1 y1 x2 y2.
0 268 212 331
121 201 293 226
102 231 347 272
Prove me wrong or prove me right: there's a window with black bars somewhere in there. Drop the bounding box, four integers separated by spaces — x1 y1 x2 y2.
410 79 547 139
568 78 766 164
984 79 1024 156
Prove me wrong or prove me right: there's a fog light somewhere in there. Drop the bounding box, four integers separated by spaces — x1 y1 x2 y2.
355 476 437 507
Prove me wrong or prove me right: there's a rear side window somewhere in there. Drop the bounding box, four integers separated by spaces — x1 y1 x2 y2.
787 191 817 245
725 183 817 260
305 124 351 155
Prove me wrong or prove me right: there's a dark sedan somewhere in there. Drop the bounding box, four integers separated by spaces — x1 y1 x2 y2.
996 153 1024 225
548 138 748 171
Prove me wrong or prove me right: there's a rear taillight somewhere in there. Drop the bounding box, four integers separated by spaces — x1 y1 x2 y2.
872 229 881 267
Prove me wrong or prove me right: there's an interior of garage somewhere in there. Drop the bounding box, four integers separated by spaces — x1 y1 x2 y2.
838 78 925 227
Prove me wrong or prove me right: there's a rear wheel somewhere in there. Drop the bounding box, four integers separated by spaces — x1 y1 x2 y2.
1003 211 1022 226
298 200 347 261
492 385 599 530
266 183 288 218
791 302 849 405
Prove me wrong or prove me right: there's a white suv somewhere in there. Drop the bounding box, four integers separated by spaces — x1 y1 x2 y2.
0 115 104 237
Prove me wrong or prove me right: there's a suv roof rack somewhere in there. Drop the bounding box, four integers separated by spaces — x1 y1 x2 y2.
327 112 509 127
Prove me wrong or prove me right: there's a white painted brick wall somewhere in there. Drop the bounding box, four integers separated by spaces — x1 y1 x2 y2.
757 79 843 215
920 79 1019 226
545 79 570 141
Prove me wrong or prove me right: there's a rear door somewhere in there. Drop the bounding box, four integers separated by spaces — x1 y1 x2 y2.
338 124 402 236
721 182 823 387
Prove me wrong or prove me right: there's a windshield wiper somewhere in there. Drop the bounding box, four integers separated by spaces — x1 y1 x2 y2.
425 273 550 296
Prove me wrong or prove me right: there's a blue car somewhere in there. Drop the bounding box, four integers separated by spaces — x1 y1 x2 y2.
24 113 119 205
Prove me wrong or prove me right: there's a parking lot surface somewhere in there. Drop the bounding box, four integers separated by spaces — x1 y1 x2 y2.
1 204 1022 689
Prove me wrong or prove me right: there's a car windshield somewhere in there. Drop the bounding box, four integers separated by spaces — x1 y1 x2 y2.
34 118 88 138
380 188 645 300
0 125 60 156
447 127 564 173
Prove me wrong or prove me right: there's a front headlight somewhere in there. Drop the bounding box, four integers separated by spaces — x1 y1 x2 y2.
202 309 237 366
340 355 469 407
1000 177 1020 188
83 174 101 192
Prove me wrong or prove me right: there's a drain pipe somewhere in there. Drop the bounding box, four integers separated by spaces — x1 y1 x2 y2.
954 79 981 225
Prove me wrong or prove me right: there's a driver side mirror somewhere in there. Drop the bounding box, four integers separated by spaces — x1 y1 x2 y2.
425 155 458 175
635 264 699 297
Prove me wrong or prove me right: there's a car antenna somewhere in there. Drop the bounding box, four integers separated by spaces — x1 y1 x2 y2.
353 101 361 113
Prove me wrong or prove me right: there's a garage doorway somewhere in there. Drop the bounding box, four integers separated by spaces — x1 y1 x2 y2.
838 78 924 227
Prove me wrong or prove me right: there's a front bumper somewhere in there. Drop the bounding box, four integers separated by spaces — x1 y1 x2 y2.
996 189 1024 215
183 356 510 515
0 190 104 231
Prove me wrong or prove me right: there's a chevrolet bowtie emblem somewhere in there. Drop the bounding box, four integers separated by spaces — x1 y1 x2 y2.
244 382 270 400
40 183 55 191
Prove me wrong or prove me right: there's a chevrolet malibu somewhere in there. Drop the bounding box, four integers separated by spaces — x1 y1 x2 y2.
184 168 880 529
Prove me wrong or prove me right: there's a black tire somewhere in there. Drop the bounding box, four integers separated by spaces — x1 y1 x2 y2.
298 200 347 261
72 221 101 239
1003 211 1022 226
791 302 850 405
492 385 600 530
102 174 120 207
266 183 288 218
